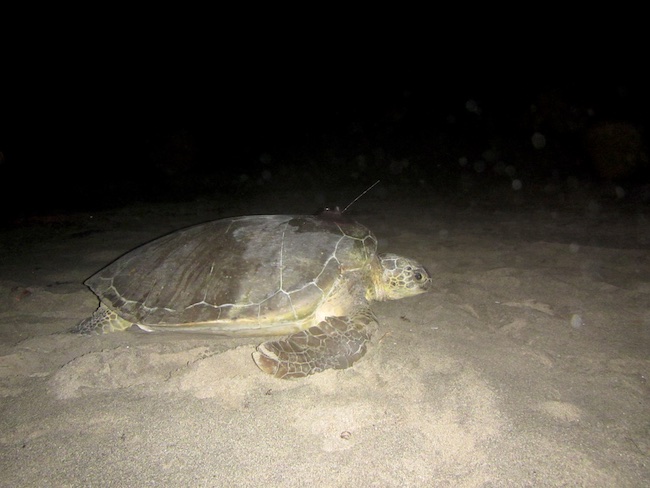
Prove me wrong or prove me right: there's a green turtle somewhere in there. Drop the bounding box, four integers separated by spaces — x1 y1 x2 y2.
74 214 431 378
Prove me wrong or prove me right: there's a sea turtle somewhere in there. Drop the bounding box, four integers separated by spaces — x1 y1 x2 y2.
74 213 431 378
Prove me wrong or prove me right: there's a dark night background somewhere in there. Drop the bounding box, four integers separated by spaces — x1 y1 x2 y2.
2 48 648 221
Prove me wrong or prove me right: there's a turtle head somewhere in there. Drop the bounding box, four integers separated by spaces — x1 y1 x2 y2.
373 253 432 301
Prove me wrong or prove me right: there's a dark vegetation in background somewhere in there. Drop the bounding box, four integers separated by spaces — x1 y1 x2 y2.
1 74 648 222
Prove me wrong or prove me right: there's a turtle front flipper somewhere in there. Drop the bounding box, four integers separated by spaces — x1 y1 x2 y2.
71 303 134 334
252 308 377 379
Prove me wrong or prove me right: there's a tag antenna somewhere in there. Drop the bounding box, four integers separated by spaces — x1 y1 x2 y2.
342 180 380 213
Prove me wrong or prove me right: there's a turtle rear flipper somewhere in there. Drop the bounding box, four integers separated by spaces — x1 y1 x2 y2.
252 309 377 379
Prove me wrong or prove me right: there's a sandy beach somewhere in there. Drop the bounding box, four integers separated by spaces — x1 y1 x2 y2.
1 183 648 487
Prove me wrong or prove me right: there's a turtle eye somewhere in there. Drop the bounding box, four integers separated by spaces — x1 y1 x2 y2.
414 272 422 281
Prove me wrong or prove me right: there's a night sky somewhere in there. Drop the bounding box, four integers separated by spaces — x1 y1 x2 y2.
2 57 648 220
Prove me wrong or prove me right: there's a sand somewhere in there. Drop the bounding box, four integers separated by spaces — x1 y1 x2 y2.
1 185 648 487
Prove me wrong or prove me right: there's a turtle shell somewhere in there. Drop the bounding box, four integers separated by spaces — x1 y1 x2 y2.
85 215 378 333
